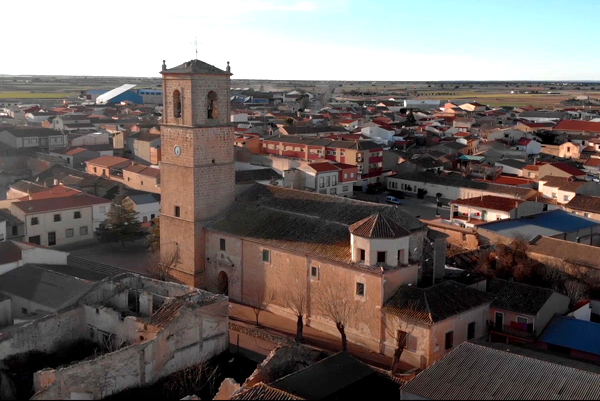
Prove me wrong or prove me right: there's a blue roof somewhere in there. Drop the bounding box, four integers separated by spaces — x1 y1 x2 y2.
479 210 599 240
539 315 600 356
458 155 485 162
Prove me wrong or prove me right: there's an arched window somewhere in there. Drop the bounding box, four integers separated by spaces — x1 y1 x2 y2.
207 91 218 120
173 90 181 118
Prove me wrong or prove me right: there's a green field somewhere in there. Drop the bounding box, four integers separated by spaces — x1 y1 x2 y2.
0 91 79 99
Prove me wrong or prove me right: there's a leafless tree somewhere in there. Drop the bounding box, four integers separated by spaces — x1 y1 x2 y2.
313 279 362 352
276 273 308 342
246 289 276 327
144 244 179 281
164 360 220 398
382 303 419 374
564 279 588 304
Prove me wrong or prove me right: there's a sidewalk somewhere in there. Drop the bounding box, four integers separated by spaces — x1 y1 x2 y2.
229 302 408 371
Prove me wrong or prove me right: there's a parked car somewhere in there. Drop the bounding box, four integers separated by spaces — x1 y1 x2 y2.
386 196 402 205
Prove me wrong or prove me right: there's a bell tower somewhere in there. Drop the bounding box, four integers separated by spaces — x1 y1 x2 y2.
159 59 235 287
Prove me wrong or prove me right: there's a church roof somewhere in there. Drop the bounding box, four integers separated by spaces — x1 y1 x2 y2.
349 212 410 239
163 59 227 75
205 185 424 271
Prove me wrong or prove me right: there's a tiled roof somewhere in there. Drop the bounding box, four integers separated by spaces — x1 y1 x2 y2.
9 180 48 194
401 342 600 400
0 241 22 265
12 193 110 214
163 59 227 75
0 208 23 227
550 162 586 176
0 264 94 310
349 213 410 239
230 383 304 400
280 126 348 135
488 279 554 316
17 185 81 201
235 168 282 184
529 235 600 271
205 185 423 269
451 195 523 212
566 194 600 213
539 175 587 192
306 162 339 173
383 281 495 325
553 120 600 133
584 158 600 167
123 165 160 178
86 155 130 168
392 172 537 199
1 127 62 138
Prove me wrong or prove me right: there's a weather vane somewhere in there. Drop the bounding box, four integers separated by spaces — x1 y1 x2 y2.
192 37 200 60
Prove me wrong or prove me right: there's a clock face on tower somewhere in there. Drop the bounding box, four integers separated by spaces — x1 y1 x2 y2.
174 145 182 156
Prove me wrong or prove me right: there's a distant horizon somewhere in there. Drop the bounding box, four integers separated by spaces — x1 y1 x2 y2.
4 0 600 80
2 74 600 84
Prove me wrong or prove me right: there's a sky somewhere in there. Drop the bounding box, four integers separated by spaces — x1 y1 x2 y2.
3 0 600 80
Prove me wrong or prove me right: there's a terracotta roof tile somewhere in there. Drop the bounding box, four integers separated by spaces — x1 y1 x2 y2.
566 195 600 213
12 193 110 214
349 212 410 239
554 120 600 133
86 155 131 168
451 195 523 212
231 383 304 400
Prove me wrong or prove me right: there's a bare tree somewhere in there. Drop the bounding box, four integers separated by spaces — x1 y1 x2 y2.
144 244 179 281
276 273 308 342
313 279 362 352
246 289 276 327
383 309 419 374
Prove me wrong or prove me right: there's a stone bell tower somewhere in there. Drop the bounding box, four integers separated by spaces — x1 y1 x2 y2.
159 59 235 287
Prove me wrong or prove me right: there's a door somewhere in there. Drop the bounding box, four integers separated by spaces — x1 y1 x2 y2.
48 232 56 246
482 210 488 221
495 312 504 331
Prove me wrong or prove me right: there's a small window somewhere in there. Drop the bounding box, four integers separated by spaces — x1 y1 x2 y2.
359 248 365 262
31 217 39 226
74 211 82 219
80 226 88 235
99 206 106 213
311 266 319 278
22 307 28 315
356 282 365 297
66 229 74 238
53 214 61 222
94 166 97 173
175 206 181 217
551 192 557 199
262 249 270 263
141 181 144 185
516 316 528 324
151 214 155 219
173 90 182 118
377 251 386 264
220 238 226 251
344 173 348 179
12 226 18 235
585 213 590 218
563 195 569 202
467 322 476 340
445 331 454 350
143 216 148 223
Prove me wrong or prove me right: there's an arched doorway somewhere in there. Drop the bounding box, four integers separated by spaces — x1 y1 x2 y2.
218 271 229 296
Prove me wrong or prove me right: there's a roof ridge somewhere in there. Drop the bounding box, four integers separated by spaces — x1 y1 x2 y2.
422 291 433 324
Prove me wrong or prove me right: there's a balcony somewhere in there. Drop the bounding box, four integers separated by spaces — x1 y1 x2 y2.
488 322 535 341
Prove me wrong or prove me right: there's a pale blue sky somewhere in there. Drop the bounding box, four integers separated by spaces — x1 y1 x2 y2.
4 0 599 80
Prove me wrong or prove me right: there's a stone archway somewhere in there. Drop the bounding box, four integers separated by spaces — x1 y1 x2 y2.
217 271 229 296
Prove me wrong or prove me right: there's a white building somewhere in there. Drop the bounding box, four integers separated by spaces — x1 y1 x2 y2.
361 124 395 145
0 218 5 242
449 196 547 228
0 127 68 150
299 162 358 197
0 240 69 276
8 193 111 247
124 193 161 224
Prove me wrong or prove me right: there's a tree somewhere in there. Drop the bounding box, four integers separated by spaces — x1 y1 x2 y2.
313 279 362 352
476 236 537 282
146 216 160 252
145 243 179 281
383 313 417 374
94 186 144 249
246 289 276 327
276 273 308 342
284 117 295 127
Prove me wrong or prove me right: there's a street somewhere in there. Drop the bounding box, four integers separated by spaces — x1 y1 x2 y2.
352 191 451 220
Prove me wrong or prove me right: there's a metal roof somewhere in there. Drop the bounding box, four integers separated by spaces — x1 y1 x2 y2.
539 315 600 356
401 342 600 400
478 209 599 241
96 84 137 105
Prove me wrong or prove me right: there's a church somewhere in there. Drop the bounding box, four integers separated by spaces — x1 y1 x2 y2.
158 58 447 354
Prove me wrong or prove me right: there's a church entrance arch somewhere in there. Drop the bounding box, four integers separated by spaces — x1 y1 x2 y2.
218 271 229 296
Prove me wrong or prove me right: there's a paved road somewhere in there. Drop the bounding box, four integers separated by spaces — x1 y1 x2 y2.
353 191 451 220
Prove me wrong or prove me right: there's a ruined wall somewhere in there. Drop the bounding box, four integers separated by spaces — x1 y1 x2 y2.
0 307 85 360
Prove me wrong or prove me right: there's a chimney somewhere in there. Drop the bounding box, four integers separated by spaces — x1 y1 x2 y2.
162 60 166 71
53 179 59 186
